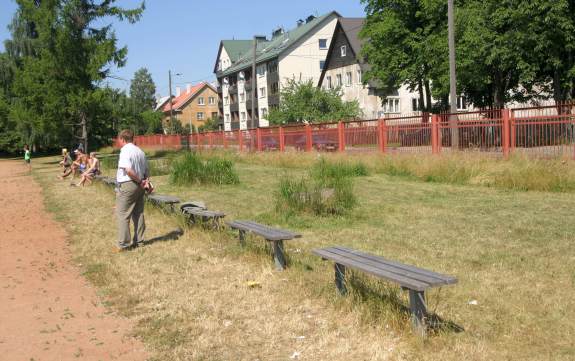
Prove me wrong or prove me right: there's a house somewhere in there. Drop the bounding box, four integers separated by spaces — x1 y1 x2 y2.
154 96 171 112
214 11 341 130
161 82 219 131
318 18 470 120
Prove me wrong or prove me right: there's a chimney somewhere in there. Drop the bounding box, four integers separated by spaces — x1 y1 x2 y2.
176 86 181 96
271 27 284 39
297 19 304 27
306 15 316 23
186 83 192 93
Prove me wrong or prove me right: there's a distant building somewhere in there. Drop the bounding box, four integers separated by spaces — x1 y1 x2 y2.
161 82 219 131
214 11 341 130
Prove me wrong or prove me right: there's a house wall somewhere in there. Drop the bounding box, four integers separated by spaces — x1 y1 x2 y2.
278 16 338 88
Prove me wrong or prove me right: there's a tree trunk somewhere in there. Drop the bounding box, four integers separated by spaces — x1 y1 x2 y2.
418 79 425 113
424 79 432 113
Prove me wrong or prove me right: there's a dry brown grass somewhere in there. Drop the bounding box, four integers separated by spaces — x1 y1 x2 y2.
35 151 575 360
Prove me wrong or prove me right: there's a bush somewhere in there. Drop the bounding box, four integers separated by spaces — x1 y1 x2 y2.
170 152 239 185
275 158 358 216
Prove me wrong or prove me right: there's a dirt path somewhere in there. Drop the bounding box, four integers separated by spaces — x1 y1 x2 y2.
0 160 147 361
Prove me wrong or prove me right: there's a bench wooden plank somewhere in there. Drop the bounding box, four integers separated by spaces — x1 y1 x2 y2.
227 220 301 241
148 194 181 204
182 208 225 217
326 247 456 287
333 246 457 285
313 248 429 291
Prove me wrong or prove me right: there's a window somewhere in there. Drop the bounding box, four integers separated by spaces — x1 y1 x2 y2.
240 92 245 102
198 97 205 105
257 64 265 77
384 98 400 113
224 96 229 105
319 39 327 49
271 82 279 95
336 74 342 87
326 76 332 89
457 96 468 110
320 60 325 70
197 112 204 120
357 69 362 84
261 108 268 118
345 72 352 86
267 61 278 74
412 98 422 112
208 96 215 105
241 112 246 121
341 45 347 57
259 87 266 98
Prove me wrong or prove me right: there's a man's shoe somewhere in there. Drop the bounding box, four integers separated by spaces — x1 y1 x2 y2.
113 246 130 253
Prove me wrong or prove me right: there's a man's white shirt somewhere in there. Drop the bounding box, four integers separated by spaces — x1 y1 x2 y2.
116 143 148 183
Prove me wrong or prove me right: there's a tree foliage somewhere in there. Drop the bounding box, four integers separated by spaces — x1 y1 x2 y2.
130 67 156 113
360 0 575 109
0 0 144 153
267 80 361 125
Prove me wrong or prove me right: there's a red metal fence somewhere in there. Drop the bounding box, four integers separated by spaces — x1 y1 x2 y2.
117 103 575 159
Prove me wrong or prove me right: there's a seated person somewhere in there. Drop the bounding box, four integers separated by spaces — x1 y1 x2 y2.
59 149 79 179
77 152 100 186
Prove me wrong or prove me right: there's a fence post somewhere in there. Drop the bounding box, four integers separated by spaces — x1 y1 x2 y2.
256 128 262 152
431 114 439 154
378 119 387 153
502 108 510 159
305 124 312 152
279 126 285 152
238 129 243 152
509 108 516 153
196 133 201 150
338 121 346 152
222 130 228 149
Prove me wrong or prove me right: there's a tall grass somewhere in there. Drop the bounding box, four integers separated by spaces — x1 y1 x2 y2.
170 152 239 186
275 158 360 216
310 157 369 181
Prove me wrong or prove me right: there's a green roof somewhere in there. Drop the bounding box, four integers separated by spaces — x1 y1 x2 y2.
221 40 253 63
219 11 340 77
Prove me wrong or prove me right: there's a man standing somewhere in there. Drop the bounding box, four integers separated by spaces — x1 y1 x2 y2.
116 129 149 251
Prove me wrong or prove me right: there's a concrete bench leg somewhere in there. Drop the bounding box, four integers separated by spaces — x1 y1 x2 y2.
334 263 347 295
408 289 427 337
272 240 286 270
239 230 246 247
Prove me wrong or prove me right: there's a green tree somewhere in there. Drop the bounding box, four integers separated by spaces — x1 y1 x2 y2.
267 80 361 125
141 110 163 134
130 67 156 113
360 0 448 111
8 0 144 151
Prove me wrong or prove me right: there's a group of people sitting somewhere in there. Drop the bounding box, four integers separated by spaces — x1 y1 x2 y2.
58 147 100 186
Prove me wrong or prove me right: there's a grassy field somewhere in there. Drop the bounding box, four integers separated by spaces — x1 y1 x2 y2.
33 151 575 360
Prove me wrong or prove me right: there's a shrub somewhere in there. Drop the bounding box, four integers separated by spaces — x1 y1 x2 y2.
170 152 239 185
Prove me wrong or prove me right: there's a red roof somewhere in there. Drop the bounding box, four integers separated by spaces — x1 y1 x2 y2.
162 82 212 113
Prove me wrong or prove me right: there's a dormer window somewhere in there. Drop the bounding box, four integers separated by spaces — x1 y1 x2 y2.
341 45 347 57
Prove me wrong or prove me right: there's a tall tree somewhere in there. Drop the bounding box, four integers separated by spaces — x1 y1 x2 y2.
130 67 156 113
360 0 448 112
8 0 144 151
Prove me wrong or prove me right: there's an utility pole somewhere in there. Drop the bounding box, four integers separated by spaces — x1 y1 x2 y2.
251 36 257 129
448 0 459 149
168 70 174 132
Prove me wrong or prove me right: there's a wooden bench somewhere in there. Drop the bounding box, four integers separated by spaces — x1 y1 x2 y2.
147 194 181 212
313 246 457 336
180 202 225 230
95 176 116 188
226 220 301 270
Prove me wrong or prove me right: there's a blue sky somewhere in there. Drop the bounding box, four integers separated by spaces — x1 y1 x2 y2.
0 0 366 97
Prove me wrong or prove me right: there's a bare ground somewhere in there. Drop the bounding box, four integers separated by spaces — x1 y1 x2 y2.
0 160 148 361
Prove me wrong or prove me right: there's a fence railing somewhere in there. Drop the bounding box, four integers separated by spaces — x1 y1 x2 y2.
117 103 575 159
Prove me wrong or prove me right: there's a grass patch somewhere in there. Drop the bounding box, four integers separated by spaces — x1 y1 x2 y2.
170 151 239 186
310 157 369 180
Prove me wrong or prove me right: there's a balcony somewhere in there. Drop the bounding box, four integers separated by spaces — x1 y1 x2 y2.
267 71 279 83
231 122 240 130
244 81 252 92
228 84 238 94
230 103 239 112
246 98 258 109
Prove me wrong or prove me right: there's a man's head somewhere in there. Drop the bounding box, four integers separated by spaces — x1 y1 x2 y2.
118 129 134 146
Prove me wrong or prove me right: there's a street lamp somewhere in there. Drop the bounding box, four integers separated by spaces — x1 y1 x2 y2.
168 71 182 133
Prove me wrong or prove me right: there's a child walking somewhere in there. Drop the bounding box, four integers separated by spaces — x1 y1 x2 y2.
23 145 31 171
